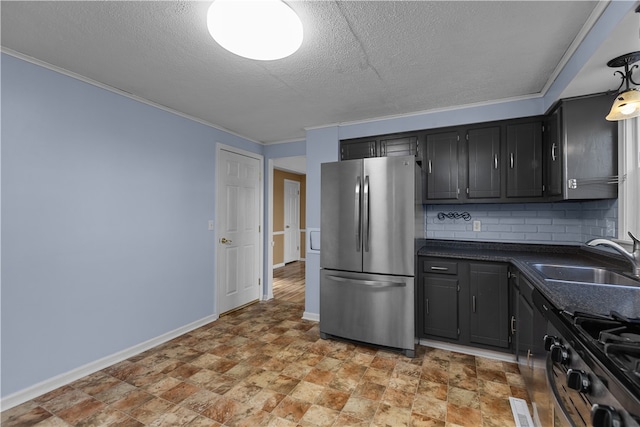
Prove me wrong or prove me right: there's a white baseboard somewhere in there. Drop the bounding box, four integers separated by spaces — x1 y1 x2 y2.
302 311 319 322
0 314 219 411
273 262 285 269
418 338 516 362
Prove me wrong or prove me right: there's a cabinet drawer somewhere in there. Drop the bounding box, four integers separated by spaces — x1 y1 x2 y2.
423 260 458 275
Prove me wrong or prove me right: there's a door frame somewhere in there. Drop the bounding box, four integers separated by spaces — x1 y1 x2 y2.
215 143 264 315
267 156 306 301
283 178 301 264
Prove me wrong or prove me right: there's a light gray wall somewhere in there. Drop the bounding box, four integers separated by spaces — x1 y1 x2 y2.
1 53 262 397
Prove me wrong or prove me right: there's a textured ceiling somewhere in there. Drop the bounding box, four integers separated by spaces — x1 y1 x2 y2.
0 1 630 144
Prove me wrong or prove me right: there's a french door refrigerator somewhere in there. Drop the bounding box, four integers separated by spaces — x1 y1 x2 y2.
320 155 419 357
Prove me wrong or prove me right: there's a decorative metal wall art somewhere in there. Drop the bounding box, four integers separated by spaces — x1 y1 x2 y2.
437 212 471 221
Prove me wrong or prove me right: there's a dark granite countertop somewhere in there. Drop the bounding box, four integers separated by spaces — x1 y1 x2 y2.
417 239 640 320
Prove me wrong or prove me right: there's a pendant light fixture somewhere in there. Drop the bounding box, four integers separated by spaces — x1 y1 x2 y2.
605 51 640 121
605 5 640 121
207 0 303 61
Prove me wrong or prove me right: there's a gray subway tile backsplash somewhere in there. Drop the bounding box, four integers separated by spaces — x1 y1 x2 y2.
423 199 617 244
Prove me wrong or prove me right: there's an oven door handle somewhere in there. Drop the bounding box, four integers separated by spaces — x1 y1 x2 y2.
545 354 575 427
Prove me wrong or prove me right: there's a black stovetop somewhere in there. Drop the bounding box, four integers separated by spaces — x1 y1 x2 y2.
573 313 640 400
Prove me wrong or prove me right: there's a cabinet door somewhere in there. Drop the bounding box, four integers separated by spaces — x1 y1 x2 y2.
380 136 419 157
467 126 501 199
517 292 534 362
506 122 543 198
469 263 509 348
340 139 377 160
422 275 459 339
425 131 460 200
543 110 562 197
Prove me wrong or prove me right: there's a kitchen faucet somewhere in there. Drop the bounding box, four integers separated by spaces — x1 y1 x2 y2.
586 232 640 278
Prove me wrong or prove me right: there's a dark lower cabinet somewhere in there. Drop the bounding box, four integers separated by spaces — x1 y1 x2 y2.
510 269 547 391
418 257 510 352
423 275 459 339
469 263 509 348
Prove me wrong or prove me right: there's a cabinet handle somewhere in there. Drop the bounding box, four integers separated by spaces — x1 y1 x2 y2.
472 295 477 313
510 153 514 169
428 160 432 174
494 154 499 169
511 315 516 334
551 143 557 161
430 266 448 271
426 298 429 314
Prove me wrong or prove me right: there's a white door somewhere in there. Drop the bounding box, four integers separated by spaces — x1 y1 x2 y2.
216 149 261 315
283 179 300 264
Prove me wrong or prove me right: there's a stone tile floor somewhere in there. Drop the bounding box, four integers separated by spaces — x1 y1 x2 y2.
2 299 529 426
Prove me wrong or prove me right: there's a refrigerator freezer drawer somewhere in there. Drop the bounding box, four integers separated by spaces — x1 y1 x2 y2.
319 269 415 357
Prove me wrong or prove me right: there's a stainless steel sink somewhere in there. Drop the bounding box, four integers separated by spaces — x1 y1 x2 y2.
531 263 640 287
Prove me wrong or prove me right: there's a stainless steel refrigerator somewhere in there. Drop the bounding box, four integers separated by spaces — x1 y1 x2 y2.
320 155 420 357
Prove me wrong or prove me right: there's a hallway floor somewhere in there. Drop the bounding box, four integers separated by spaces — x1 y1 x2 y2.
2 264 530 426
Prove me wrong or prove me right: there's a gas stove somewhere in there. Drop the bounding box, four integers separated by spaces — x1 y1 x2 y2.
553 310 640 426
530 281 640 427
574 314 640 399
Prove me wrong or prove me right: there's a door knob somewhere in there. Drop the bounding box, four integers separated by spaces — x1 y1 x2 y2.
220 237 232 244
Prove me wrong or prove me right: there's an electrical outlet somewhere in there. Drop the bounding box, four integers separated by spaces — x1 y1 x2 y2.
473 220 481 232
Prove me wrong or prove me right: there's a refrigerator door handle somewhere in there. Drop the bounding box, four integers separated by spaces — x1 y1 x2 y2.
363 175 370 252
325 275 406 288
355 176 361 252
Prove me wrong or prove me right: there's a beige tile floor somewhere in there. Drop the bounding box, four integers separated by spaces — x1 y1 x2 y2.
2 297 529 426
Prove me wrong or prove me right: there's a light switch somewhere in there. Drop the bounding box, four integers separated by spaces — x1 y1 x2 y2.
208 220 214 231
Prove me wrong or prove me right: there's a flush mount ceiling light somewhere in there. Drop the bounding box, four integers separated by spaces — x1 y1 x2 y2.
605 51 640 121
206 0 303 61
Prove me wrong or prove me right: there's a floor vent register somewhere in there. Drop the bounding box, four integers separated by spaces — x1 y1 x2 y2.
509 397 535 427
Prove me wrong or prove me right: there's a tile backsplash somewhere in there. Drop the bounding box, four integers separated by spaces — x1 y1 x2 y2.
423 199 617 244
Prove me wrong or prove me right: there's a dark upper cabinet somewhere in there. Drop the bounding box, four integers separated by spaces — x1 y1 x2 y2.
469 262 509 348
424 131 460 201
547 93 618 200
506 121 543 198
340 134 419 160
339 93 616 203
380 135 419 157
340 139 377 160
543 110 563 197
467 126 501 199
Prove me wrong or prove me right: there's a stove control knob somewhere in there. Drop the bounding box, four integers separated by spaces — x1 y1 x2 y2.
567 369 590 393
543 334 559 351
591 404 622 427
550 344 569 364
